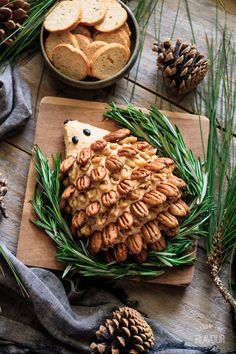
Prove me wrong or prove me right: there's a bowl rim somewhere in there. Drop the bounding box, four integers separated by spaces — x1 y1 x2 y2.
40 0 140 87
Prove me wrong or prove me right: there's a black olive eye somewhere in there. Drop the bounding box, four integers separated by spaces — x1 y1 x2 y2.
83 128 91 136
72 136 79 144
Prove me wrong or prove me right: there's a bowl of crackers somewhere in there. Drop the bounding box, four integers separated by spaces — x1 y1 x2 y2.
40 0 140 89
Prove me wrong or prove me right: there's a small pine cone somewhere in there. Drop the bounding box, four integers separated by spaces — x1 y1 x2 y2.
0 178 8 218
90 307 155 354
0 0 30 46
153 38 208 94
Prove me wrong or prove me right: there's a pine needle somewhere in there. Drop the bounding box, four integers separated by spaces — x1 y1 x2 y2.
0 245 29 297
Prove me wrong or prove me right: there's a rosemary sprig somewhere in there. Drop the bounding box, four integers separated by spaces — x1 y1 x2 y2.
105 103 207 202
31 110 201 280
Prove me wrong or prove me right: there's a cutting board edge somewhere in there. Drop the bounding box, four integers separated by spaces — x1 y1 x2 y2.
17 96 209 286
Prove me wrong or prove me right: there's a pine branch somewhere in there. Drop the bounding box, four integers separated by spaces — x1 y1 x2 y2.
195 30 236 308
0 0 58 63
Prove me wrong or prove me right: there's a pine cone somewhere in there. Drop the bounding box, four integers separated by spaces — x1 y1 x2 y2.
0 0 30 46
90 307 155 354
0 178 8 218
153 38 209 94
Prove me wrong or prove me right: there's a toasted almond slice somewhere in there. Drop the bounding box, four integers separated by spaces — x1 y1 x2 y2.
44 1 81 32
74 34 92 52
85 40 107 61
95 0 128 32
78 0 107 26
94 27 130 48
52 44 90 81
45 32 79 62
90 43 130 80
72 25 92 38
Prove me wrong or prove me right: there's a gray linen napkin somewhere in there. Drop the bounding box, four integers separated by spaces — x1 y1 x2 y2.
0 242 220 354
0 62 32 139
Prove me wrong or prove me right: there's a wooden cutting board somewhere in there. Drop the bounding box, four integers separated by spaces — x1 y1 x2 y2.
16 97 209 285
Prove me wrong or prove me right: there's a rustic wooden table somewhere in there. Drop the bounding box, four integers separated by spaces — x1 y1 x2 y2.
0 0 235 351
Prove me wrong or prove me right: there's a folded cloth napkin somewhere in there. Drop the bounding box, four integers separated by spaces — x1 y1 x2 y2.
0 242 220 354
0 62 32 139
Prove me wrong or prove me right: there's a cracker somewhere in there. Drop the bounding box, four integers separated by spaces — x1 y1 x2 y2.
44 1 81 32
79 0 107 26
90 43 130 80
52 44 90 81
95 0 127 32
75 34 92 52
84 40 107 61
45 32 79 62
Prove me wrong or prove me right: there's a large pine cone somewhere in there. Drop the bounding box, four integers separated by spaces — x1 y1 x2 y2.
60 124 190 264
0 0 30 45
153 38 208 94
90 307 155 354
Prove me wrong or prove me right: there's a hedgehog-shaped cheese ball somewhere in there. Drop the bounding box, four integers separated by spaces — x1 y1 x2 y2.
59 121 190 263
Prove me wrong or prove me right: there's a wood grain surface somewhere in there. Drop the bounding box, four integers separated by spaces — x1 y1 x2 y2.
1 0 235 351
17 97 209 286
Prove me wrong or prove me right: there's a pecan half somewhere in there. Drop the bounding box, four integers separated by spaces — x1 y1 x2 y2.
88 231 103 254
118 146 137 158
143 190 167 206
72 210 86 228
114 243 128 262
141 221 161 243
61 185 75 199
103 129 130 142
131 168 151 180
168 176 187 189
162 226 180 238
86 201 100 217
149 236 166 251
135 248 148 263
134 141 152 151
90 139 107 152
117 179 134 195
156 157 174 166
168 199 190 217
145 161 166 172
102 223 119 248
156 182 180 198
105 155 124 172
118 212 133 229
77 148 91 165
126 234 143 254
77 175 91 191
101 190 118 208
158 212 179 228
90 166 107 183
130 201 149 218
105 248 116 263
60 156 75 174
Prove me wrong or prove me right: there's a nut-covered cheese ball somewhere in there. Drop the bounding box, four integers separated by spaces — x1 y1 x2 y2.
60 121 190 263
